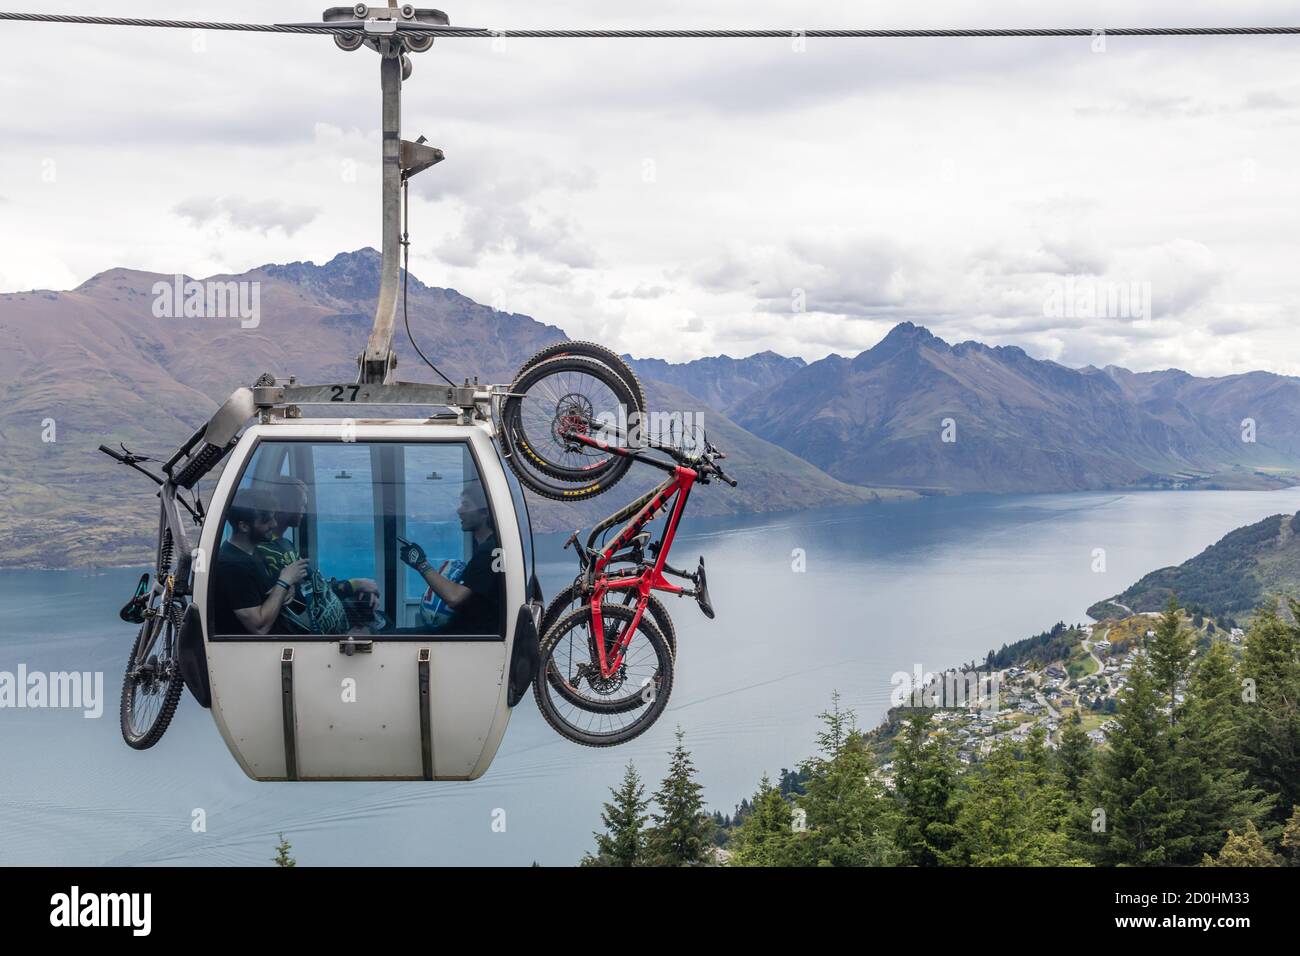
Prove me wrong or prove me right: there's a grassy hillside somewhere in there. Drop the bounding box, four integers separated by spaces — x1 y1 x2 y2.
1087 511 1300 624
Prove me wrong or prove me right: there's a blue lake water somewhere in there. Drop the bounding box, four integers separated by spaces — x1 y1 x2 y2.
4 487 1300 866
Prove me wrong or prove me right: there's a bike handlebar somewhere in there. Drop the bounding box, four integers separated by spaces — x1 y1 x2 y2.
712 469 739 488
99 443 165 487
564 429 738 487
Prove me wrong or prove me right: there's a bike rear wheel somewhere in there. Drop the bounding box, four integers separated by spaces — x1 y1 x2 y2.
534 603 673 747
120 602 185 750
514 341 646 417
501 355 643 501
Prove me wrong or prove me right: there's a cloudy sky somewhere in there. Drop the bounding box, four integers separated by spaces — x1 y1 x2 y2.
2 0 1300 375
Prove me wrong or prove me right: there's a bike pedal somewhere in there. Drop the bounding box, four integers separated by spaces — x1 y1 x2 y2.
693 557 715 620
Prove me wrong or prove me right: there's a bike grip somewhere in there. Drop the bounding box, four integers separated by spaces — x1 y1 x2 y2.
98 444 126 462
712 467 738 487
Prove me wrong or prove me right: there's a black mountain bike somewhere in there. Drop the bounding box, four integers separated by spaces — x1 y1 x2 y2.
99 445 204 749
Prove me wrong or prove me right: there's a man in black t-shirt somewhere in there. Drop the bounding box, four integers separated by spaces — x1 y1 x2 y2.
258 478 381 620
212 489 309 636
399 481 501 635
450 527 501 634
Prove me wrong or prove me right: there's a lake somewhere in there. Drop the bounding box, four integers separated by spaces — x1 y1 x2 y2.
3 487 1299 866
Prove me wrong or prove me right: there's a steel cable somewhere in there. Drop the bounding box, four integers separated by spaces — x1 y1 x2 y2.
2 15 1300 39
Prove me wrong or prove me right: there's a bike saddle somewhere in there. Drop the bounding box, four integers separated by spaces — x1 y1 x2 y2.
693 557 715 620
119 573 151 624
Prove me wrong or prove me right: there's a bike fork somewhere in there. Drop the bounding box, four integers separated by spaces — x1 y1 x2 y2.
590 591 650 679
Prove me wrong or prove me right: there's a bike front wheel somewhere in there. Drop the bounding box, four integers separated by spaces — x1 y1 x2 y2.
534 603 674 747
542 582 678 658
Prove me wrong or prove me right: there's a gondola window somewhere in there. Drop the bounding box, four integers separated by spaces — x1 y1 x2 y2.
209 441 504 640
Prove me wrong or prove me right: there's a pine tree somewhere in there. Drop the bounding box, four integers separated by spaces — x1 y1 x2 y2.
272 833 296 867
1149 596 1194 724
777 766 807 797
1187 639 1245 765
1083 652 1180 866
728 775 800 866
1057 710 1092 798
1025 726 1085 865
1171 639 1274 862
646 727 714 866
710 809 728 845
949 733 1085 866
1281 806 1300 866
815 690 853 756
797 703 900 867
891 711 959 866
582 761 650 867
1201 821 1280 867
1239 606 1300 827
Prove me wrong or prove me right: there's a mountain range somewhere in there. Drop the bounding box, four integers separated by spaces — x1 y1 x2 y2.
731 322 1300 493
3 248 1299 568
623 352 806 416
0 250 890 568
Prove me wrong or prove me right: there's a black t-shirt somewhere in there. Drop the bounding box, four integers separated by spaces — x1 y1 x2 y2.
454 533 501 635
212 540 274 635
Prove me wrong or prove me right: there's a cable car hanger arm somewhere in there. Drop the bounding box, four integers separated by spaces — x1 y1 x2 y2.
3 15 1300 38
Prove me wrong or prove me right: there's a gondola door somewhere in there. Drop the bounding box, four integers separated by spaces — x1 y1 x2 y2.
276 439 425 780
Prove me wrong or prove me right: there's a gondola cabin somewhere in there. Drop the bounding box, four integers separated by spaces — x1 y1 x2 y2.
193 413 534 781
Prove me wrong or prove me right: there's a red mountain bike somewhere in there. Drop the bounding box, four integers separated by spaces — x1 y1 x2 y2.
532 429 737 747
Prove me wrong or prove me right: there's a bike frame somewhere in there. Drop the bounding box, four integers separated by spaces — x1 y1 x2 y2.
566 434 700 679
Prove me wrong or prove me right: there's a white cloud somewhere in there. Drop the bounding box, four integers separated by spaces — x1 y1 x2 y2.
174 196 320 237
2 0 1300 373
437 202 597 268
610 283 672 299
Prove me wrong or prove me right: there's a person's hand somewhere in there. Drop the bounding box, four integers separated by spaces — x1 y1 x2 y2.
279 558 309 588
353 578 380 610
399 540 428 571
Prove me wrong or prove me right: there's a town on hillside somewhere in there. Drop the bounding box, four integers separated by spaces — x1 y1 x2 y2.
872 608 1247 778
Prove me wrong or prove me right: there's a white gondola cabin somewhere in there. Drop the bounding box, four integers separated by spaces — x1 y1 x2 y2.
184 394 538 781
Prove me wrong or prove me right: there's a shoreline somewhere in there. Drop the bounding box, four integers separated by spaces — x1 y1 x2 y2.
5 481 1300 573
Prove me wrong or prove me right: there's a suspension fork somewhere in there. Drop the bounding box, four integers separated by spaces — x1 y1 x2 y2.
135 482 197 666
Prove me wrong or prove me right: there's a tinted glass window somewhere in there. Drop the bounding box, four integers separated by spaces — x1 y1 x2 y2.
209 441 503 639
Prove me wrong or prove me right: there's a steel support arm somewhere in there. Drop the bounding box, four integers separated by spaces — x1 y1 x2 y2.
359 49 405 384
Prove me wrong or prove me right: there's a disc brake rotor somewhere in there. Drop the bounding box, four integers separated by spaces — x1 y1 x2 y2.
573 619 628 695
552 393 596 448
